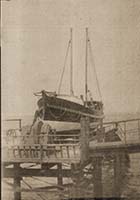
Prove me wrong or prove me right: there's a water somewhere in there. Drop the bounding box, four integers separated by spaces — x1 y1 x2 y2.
123 153 140 199
2 114 140 199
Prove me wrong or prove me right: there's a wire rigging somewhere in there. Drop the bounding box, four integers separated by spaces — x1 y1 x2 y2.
88 40 103 101
58 40 71 94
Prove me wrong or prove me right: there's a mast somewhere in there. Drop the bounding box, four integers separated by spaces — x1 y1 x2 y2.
85 28 88 105
70 28 74 96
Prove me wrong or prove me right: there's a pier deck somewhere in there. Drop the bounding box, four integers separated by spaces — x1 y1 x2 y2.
2 117 140 199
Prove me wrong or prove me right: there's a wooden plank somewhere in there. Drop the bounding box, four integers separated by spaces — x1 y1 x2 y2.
2 157 80 164
5 119 22 122
9 144 79 148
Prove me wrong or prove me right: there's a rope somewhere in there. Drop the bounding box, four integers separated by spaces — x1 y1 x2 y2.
48 104 81 122
48 105 66 120
58 40 71 94
88 40 103 102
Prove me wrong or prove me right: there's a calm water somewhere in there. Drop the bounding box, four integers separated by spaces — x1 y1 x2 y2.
2 114 140 199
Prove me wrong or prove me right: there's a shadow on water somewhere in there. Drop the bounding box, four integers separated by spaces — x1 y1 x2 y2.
122 153 140 200
101 153 140 199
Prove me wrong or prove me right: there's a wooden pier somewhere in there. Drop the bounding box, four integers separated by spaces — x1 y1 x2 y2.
2 117 140 199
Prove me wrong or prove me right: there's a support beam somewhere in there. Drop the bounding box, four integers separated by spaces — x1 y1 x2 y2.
41 163 57 169
3 167 71 178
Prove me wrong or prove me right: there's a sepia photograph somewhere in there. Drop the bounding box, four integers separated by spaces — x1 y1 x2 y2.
1 0 140 199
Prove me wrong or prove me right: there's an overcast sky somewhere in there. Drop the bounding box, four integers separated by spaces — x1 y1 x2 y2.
2 0 140 117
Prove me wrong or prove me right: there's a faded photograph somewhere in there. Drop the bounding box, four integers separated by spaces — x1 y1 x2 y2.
1 0 140 200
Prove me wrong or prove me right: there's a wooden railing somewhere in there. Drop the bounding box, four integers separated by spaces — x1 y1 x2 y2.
3 143 80 163
4 118 22 131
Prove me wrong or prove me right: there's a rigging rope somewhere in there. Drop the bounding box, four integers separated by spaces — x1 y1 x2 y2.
58 40 71 94
88 40 103 102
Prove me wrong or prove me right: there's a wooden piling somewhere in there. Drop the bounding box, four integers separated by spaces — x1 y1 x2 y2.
57 163 63 187
80 117 89 165
92 157 103 197
113 154 121 197
97 119 104 142
92 119 103 197
13 163 21 200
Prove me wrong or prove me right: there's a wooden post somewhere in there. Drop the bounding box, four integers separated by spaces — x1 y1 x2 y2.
138 120 140 141
80 117 89 165
19 119 22 132
124 122 127 143
13 163 21 200
97 119 104 142
92 119 103 197
92 157 103 197
115 122 118 130
113 154 121 197
57 163 63 187
41 163 49 170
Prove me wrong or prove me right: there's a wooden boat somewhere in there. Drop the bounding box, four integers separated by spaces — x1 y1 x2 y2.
33 28 104 124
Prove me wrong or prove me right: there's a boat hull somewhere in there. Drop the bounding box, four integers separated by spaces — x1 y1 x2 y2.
36 93 103 123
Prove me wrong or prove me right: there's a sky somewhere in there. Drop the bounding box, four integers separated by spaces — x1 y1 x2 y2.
2 0 140 118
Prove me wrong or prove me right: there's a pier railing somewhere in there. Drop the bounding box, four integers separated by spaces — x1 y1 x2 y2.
2 118 140 163
103 118 140 143
3 133 81 162
2 117 140 200
2 119 81 163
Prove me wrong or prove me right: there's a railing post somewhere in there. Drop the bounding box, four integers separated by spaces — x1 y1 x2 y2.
115 122 118 130
138 120 140 141
19 119 22 132
124 122 127 144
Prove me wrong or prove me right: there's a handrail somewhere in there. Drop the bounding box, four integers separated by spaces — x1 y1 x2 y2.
4 119 22 122
3 118 22 131
103 118 140 125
